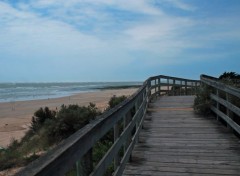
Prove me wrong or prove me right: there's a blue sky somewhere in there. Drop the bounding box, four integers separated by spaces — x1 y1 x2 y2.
0 0 240 82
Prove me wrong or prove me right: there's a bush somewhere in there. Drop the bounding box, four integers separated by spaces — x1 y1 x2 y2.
31 107 56 133
107 95 127 110
219 71 240 88
194 85 212 115
46 103 101 143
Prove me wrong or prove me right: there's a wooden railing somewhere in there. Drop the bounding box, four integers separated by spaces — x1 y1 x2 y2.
201 75 240 135
150 75 200 98
16 75 200 176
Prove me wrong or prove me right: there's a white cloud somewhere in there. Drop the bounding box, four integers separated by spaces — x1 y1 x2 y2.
165 0 196 11
123 15 197 54
29 0 162 15
115 0 162 15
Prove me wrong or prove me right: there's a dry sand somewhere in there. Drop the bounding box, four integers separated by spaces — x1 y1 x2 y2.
0 88 137 148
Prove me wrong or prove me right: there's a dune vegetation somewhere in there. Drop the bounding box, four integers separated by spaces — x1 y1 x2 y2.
0 95 127 174
194 72 240 115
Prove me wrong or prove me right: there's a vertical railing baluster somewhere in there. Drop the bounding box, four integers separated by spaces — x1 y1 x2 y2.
154 78 157 96
226 93 230 117
158 78 161 96
114 122 120 170
195 82 197 95
76 161 80 176
180 80 182 95
76 149 93 176
149 80 152 102
134 101 139 143
142 89 146 130
185 81 187 95
173 79 176 96
125 110 132 162
226 93 232 130
216 89 220 121
167 78 169 95
123 115 127 154
191 82 194 95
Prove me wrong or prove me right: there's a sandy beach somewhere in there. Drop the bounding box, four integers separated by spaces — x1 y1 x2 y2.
0 88 137 148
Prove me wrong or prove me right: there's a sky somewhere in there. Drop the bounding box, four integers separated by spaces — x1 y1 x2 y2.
0 0 240 82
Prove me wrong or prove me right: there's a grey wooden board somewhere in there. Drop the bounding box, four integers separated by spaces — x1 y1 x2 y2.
123 96 240 176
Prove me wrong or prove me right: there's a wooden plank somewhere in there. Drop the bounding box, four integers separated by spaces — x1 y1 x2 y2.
124 165 240 175
123 96 240 176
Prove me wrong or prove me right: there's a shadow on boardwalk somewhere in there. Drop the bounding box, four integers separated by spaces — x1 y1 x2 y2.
123 96 240 176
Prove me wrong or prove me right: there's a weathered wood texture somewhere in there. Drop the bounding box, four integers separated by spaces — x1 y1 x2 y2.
123 96 240 176
201 75 240 135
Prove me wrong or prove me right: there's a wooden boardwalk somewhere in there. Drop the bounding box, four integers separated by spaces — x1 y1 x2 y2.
123 96 240 176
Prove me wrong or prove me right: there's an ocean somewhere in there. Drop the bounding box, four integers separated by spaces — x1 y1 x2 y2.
0 82 142 103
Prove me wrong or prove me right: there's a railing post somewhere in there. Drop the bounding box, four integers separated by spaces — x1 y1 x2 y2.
78 148 93 176
148 80 151 102
134 102 139 143
158 78 161 96
154 79 157 97
195 82 197 95
226 93 230 118
142 90 146 130
185 81 187 95
114 122 120 170
180 80 182 95
226 93 233 130
191 82 193 95
167 78 170 95
123 115 127 154
124 110 133 162
76 161 80 176
173 79 176 96
216 89 220 121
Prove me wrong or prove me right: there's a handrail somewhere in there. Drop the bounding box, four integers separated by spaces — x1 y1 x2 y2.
201 74 240 98
149 75 200 98
16 75 200 176
200 75 240 135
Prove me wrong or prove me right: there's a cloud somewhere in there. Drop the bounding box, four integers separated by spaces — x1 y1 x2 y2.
29 0 162 15
0 0 240 81
0 2 102 54
164 0 196 11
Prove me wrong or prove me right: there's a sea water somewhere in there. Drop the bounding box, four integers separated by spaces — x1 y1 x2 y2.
0 82 142 103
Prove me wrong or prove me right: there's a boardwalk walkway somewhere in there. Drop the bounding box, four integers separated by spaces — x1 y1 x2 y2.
123 96 240 176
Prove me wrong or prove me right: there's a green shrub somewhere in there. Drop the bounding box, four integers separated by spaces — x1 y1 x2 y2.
46 103 101 143
107 95 127 110
93 140 113 165
219 71 240 88
31 107 56 133
194 85 212 115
